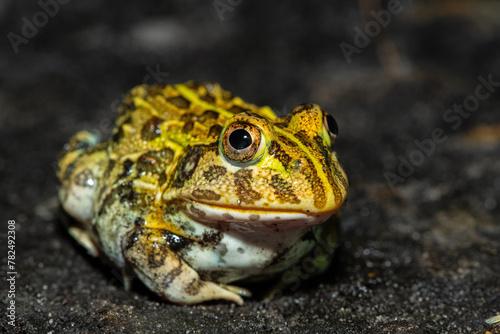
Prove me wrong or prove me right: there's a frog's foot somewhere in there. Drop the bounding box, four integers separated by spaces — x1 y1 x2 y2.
123 228 246 305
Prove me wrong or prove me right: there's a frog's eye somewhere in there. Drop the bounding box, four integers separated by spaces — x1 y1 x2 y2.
221 122 264 164
323 112 338 145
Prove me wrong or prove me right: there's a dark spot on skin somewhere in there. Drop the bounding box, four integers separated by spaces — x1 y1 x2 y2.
222 213 233 220
164 230 193 253
270 174 301 204
234 169 262 205
172 146 204 188
103 159 116 181
137 154 156 175
203 165 226 182
185 279 202 296
112 126 124 142
196 270 226 282
167 96 190 108
206 142 220 155
141 116 163 140
118 181 137 204
180 112 194 123
134 217 146 227
208 124 222 138
124 230 141 251
314 133 331 157
158 172 167 185
302 159 326 209
200 110 219 121
182 120 194 133
249 214 260 221
137 149 174 176
124 229 192 286
199 230 223 247
218 243 228 256
162 257 183 288
268 140 292 169
191 189 221 201
294 130 311 146
119 159 134 178
190 206 206 217
229 105 249 114
148 241 169 268
237 247 245 254
200 94 215 104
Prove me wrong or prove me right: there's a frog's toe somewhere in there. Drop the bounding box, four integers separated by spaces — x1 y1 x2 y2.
196 281 245 305
220 284 252 298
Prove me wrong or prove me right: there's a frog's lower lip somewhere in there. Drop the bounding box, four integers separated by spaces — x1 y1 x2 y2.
184 200 336 225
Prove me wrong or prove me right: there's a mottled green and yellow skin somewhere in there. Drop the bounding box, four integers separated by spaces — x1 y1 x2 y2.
57 81 348 305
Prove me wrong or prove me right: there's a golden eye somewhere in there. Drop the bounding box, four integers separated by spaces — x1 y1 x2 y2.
323 112 338 145
221 122 263 164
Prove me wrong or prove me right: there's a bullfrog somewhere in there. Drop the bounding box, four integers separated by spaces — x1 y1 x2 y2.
57 81 348 305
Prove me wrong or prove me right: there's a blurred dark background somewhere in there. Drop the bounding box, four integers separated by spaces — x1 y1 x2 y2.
1 0 500 333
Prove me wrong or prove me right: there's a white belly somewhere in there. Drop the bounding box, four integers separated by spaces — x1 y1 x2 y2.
179 218 316 283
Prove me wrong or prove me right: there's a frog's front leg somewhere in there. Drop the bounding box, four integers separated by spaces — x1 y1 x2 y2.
123 228 247 305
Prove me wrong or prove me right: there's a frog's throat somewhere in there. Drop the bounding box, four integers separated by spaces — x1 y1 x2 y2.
183 200 338 226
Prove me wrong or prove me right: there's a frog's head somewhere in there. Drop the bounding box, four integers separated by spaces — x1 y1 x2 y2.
168 104 348 226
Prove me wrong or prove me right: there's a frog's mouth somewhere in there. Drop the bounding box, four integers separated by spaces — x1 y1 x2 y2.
183 200 337 226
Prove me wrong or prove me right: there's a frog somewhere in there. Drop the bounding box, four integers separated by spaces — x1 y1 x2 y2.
57 81 348 305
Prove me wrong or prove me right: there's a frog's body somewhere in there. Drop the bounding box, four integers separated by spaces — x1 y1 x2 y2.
58 82 348 305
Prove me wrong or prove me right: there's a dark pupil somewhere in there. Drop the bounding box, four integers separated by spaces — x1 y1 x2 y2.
229 129 252 150
325 114 338 135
